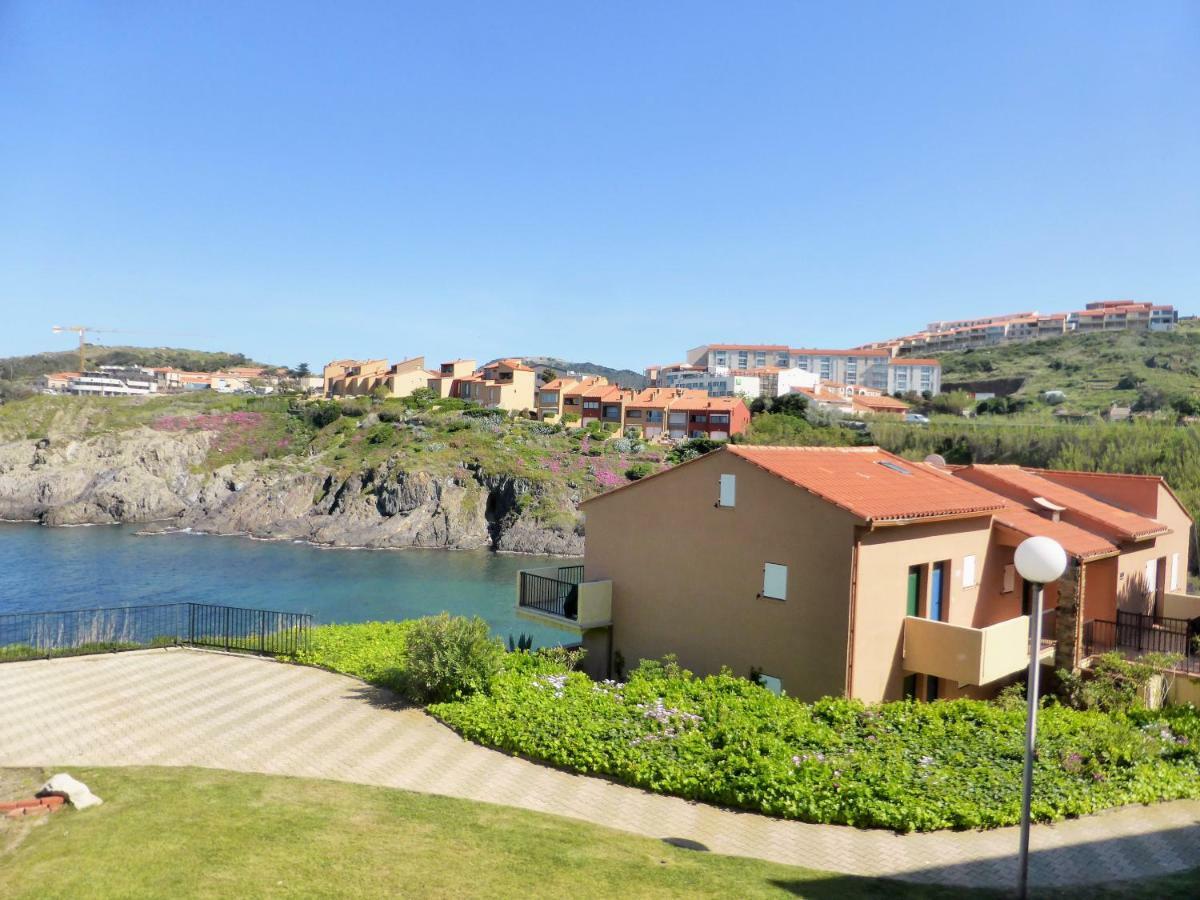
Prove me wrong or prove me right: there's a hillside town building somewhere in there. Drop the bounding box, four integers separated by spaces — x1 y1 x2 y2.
518 446 1198 700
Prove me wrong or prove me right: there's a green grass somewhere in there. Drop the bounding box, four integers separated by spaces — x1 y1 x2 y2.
935 320 1200 411
2 766 1195 898
0 767 974 899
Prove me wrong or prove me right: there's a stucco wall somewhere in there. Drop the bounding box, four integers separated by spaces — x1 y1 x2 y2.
852 517 995 701
583 450 857 700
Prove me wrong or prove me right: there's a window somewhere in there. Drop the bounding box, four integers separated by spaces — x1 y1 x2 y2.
691 414 707 423
1003 564 1016 593
583 400 599 409
962 555 977 588
625 409 642 419
718 474 736 508
710 413 729 424
762 563 787 601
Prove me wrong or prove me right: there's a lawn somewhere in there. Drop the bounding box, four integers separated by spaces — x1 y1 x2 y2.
1 767 965 899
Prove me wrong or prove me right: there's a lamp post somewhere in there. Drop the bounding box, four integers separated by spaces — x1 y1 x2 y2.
1013 535 1068 899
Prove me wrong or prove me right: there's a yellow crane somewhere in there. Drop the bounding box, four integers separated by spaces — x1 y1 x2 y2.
51 325 127 374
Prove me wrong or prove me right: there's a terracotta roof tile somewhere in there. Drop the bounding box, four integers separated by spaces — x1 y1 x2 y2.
724 446 1007 524
991 506 1118 559
953 465 1167 541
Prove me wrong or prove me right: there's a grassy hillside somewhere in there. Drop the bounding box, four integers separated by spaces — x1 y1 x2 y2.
0 392 669 531
0 346 274 382
935 320 1200 411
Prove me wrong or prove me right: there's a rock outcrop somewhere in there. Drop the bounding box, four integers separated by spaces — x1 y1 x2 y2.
0 428 583 554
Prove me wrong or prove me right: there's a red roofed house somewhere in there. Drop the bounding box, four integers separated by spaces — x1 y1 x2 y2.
517 445 1198 699
457 358 537 413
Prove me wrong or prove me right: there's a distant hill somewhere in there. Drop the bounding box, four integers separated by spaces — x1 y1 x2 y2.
520 357 649 389
933 320 1200 411
0 346 277 383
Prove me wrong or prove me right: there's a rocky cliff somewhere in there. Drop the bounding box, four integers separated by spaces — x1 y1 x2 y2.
0 427 583 555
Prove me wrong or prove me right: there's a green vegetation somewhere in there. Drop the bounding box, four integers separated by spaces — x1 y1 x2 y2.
402 613 505 703
291 621 413 692
934 321 1200 412
0 767 971 900
0 637 177 663
432 655 1200 833
0 345 270 383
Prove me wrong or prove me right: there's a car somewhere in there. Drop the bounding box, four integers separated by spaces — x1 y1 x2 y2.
904 413 930 425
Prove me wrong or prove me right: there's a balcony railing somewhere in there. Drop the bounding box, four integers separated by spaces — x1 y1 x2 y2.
517 565 611 629
1083 610 1200 675
903 613 1055 686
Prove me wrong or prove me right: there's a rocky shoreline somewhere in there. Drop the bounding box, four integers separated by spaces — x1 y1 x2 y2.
0 427 584 556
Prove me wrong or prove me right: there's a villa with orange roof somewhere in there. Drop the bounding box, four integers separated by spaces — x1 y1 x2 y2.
456 358 537 414
322 356 437 399
516 445 1198 700
536 375 607 421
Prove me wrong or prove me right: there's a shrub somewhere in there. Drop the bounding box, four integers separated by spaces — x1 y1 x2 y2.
1056 652 1180 713
403 614 505 703
666 437 721 464
291 621 412 692
625 462 654 480
562 413 580 424
432 657 1200 832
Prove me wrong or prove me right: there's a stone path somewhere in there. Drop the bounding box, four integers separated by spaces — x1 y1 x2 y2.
2 649 1198 890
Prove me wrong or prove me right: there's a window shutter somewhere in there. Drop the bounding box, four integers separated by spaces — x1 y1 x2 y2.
719 474 736 508
762 563 787 600
962 555 977 588
1171 553 1180 592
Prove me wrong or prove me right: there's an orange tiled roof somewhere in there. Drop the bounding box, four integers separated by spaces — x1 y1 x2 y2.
953 465 1168 542
707 344 790 351
724 446 1007 524
790 348 889 358
853 395 909 411
890 358 939 366
991 506 1118 560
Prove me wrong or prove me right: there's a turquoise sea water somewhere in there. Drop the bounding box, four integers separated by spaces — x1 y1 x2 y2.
0 522 571 646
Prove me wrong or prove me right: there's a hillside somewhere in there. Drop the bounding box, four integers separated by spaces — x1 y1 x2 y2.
0 392 671 553
521 356 649 389
934 320 1200 411
0 346 275 383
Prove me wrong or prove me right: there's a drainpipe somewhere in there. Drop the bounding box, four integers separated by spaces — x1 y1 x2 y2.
845 529 863 698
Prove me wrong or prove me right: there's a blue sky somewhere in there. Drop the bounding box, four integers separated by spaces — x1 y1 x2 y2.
2 2 1197 371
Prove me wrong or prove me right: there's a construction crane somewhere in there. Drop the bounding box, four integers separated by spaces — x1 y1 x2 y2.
51 325 128 375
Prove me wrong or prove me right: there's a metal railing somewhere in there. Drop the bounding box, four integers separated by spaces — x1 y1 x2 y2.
1082 610 1200 675
0 602 311 663
519 572 580 620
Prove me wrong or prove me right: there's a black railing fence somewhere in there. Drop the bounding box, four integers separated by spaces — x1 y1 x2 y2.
1083 610 1200 675
0 602 311 663
519 572 580 620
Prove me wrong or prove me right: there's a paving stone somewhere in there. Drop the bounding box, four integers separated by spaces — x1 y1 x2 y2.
1 648 1198 890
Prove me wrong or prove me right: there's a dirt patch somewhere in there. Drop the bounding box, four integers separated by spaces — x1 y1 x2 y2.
0 767 48 856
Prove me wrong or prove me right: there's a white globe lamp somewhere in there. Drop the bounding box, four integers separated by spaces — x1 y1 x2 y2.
1012 534 1067 900
1014 536 1068 585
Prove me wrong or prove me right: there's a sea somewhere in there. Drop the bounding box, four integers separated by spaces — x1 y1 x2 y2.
0 521 572 647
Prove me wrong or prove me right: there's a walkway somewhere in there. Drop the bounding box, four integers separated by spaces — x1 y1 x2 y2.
2 649 1198 889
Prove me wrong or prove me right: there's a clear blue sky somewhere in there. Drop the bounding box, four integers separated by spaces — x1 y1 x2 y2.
2 2 1197 371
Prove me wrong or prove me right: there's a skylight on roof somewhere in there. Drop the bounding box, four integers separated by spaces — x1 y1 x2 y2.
877 461 913 476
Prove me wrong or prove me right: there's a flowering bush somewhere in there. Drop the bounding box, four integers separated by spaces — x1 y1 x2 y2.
432 658 1200 832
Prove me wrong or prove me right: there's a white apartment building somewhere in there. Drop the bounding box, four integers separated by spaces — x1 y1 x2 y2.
68 372 158 397
662 368 761 398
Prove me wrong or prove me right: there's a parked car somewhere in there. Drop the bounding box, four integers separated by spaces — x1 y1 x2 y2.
904 413 930 425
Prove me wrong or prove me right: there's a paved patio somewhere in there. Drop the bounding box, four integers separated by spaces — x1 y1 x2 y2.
1 648 1198 889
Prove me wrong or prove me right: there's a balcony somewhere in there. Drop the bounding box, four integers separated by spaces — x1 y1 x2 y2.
1083 603 1200 676
903 614 1055 686
516 565 612 630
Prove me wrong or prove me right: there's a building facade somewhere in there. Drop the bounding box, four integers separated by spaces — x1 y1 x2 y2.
544 445 1193 702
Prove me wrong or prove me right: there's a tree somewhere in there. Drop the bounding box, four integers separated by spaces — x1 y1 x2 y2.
293 362 311 378
539 368 557 383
